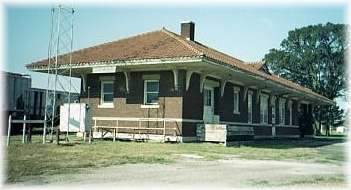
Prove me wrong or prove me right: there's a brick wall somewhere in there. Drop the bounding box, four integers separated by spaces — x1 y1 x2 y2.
218 83 249 123
182 73 203 120
81 71 183 136
80 70 305 138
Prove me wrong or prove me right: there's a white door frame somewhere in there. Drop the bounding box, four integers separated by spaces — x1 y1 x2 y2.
203 86 214 123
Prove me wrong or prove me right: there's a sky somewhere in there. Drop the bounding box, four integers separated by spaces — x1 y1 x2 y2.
4 3 347 109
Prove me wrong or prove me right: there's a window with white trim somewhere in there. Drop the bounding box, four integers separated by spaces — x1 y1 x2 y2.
288 101 293 125
144 80 159 104
100 81 114 106
271 96 276 124
233 87 240 114
279 98 286 124
260 94 269 124
248 91 253 123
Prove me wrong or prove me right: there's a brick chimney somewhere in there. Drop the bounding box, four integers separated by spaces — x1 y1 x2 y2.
181 21 195 41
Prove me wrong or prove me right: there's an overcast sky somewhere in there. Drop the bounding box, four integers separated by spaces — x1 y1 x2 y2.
4 3 347 109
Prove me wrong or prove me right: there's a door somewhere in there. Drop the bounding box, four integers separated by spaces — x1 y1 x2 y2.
203 86 214 123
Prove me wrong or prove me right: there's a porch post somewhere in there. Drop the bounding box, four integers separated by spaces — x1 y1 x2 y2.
7 115 12 147
22 115 26 144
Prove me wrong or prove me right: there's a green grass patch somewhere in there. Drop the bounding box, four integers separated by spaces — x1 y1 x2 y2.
245 174 345 187
6 135 346 183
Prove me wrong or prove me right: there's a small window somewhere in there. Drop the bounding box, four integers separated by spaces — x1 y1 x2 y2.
260 94 269 124
144 80 159 104
101 81 114 105
248 91 253 124
233 87 240 114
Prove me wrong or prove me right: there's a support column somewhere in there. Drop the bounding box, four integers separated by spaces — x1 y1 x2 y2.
22 115 26 144
7 115 12 146
123 71 130 94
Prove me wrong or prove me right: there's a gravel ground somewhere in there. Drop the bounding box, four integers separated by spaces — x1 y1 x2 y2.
8 154 346 188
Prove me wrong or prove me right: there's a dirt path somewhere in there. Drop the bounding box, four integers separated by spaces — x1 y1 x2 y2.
10 154 345 188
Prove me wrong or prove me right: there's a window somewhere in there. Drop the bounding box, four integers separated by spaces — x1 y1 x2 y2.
100 81 114 106
260 94 269 124
248 91 253 123
144 80 159 104
271 96 276 124
288 101 293 125
279 98 286 124
233 87 240 114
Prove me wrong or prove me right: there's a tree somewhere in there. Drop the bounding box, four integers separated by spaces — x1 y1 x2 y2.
264 22 347 136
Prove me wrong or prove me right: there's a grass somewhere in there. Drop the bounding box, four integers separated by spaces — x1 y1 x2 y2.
245 174 345 187
5 135 347 183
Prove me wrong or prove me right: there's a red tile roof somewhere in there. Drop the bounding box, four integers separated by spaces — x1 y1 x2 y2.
246 61 264 70
26 28 333 104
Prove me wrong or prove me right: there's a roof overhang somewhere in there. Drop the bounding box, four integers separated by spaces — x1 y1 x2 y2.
27 56 203 75
201 58 333 106
27 56 334 106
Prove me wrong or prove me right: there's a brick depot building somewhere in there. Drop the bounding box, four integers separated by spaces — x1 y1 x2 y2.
27 22 333 142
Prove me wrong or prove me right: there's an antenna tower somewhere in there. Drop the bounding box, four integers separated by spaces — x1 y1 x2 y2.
43 5 75 144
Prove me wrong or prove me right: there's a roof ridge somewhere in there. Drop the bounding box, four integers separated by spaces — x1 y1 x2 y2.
160 28 204 56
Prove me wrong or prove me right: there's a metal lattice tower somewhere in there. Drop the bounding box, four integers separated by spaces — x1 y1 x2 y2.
43 5 75 144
